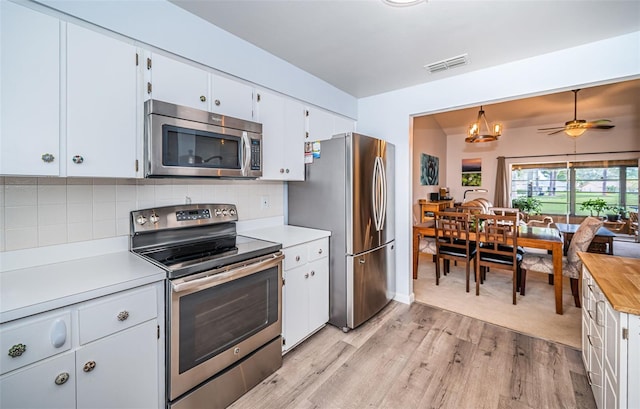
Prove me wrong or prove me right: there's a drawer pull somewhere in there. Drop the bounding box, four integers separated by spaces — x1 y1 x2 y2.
318 249 323 254
117 311 130 321
295 255 300 262
55 372 70 385
310 270 315 277
83 361 96 372
8 343 26 358
304 273 309 279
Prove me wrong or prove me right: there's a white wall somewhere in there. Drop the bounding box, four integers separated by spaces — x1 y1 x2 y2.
412 116 447 221
357 31 640 305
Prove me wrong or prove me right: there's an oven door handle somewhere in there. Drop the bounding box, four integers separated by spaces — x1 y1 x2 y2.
171 252 284 293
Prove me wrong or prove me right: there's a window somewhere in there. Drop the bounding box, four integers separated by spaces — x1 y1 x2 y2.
511 159 638 216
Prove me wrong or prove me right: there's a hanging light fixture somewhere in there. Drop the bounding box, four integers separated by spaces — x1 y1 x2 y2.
465 106 502 143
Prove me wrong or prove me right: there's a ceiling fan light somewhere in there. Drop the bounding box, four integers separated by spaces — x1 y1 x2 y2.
565 127 587 138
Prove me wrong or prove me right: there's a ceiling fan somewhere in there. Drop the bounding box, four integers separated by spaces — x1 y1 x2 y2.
538 89 615 137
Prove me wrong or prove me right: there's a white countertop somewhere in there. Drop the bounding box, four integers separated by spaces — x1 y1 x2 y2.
242 225 331 248
0 251 165 324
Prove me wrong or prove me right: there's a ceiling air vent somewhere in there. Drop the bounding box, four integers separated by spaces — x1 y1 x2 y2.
424 54 468 74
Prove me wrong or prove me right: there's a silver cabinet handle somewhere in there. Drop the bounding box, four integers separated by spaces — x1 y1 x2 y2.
200 95 206 102
310 271 315 277
304 273 309 279
8 343 26 358
280 168 285 173
295 255 300 262
318 249 323 254
117 311 129 321
215 99 221 106
72 155 84 164
55 372 70 385
83 361 96 372
41 153 55 163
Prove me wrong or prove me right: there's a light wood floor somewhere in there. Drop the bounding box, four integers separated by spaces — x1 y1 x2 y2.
230 301 596 409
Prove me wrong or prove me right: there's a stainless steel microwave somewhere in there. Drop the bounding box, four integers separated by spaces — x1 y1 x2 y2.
144 100 262 178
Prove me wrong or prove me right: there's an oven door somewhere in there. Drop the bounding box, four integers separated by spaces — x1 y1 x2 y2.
146 113 262 178
168 252 283 401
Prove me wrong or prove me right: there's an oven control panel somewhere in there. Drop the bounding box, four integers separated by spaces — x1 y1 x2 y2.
130 204 238 234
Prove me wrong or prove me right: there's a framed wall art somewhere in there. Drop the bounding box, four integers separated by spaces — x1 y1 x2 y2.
420 153 439 185
462 158 482 186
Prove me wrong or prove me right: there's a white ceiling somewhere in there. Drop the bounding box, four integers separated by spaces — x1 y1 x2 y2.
169 0 640 99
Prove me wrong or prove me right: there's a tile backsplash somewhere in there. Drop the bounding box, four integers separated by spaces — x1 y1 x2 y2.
0 177 284 252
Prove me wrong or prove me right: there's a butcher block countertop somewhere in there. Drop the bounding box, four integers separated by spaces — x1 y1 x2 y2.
579 252 640 316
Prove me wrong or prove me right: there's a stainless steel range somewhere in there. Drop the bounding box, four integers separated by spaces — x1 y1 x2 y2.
130 204 283 409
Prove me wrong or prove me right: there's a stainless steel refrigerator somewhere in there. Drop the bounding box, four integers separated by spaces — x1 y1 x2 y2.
288 132 395 331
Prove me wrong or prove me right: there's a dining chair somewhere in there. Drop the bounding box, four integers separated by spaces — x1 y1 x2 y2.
519 216 604 307
434 211 476 293
474 213 523 304
629 211 638 243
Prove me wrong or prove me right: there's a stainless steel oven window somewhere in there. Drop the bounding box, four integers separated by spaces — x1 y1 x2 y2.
177 265 279 374
162 124 241 169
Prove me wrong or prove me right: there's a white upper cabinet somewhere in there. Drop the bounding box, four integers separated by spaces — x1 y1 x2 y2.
66 24 139 178
147 53 209 111
334 114 356 136
305 106 334 142
147 53 254 121
256 89 305 181
305 106 356 142
211 74 254 121
0 2 60 176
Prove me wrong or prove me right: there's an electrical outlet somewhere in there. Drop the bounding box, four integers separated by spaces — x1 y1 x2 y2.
260 196 269 209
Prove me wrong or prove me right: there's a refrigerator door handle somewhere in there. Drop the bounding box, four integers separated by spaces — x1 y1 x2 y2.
379 157 387 231
372 157 381 231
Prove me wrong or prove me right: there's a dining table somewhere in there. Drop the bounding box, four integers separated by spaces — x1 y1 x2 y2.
413 223 566 314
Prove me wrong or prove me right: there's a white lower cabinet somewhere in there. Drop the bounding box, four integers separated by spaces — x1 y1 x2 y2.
282 237 329 352
0 283 163 408
582 266 640 409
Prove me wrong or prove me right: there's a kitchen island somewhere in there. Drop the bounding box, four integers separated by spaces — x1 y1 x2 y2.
579 252 640 409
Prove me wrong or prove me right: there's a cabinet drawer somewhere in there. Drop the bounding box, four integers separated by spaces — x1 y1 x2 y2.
307 238 328 262
78 286 157 345
0 310 71 375
283 244 308 271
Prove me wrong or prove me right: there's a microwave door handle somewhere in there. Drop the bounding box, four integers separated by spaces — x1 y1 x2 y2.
241 131 251 176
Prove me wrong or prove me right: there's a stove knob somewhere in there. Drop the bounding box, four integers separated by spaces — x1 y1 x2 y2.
149 213 160 224
229 208 236 216
222 209 229 216
214 209 223 217
136 215 147 225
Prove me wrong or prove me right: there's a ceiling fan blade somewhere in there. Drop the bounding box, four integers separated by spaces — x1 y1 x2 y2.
547 129 566 135
538 126 565 131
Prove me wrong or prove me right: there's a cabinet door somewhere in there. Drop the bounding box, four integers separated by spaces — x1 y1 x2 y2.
307 257 329 333
211 74 254 121
150 53 209 110
283 264 309 351
283 98 305 180
0 2 60 176
305 106 334 142
76 320 158 409
256 89 304 181
334 115 355 135
66 24 138 177
0 351 76 409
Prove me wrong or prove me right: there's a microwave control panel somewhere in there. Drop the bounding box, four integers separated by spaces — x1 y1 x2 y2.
250 139 261 170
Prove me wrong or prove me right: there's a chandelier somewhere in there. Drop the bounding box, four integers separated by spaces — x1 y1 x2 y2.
465 106 502 143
